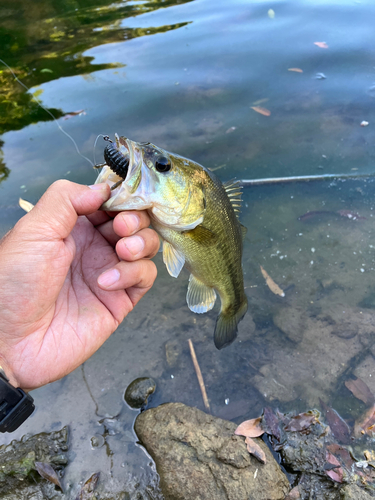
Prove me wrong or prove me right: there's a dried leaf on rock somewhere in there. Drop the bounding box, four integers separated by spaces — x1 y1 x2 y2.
35 462 63 490
364 450 375 462
263 407 281 442
251 106 271 117
75 472 100 500
354 404 375 437
284 411 318 432
260 266 285 297
235 417 264 438
19 198 34 213
320 399 351 444
327 444 355 470
345 377 374 406
245 436 266 464
288 68 303 73
325 451 343 483
285 486 301 499
314 42 329 49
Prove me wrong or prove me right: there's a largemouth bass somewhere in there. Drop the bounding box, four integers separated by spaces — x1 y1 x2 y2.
95 134 248 349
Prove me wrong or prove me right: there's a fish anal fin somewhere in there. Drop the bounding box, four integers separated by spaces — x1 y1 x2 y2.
214 297 248 349
187 275 217 313
163 241 185 278
184 225 217 247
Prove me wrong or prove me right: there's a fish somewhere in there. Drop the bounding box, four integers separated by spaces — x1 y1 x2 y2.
95 134 248 349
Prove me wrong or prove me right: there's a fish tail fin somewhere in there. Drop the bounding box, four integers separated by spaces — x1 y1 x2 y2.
214 297 248 350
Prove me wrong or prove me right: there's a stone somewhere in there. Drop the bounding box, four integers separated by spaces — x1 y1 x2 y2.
340 484 375 499
124 377 156 409
134 402 290 500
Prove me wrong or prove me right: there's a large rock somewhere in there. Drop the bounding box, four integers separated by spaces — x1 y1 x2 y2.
134 402 290 500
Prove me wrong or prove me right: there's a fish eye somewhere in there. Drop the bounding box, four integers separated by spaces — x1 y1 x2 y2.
155 156 171 173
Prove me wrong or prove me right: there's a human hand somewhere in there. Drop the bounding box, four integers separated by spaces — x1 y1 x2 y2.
0 180 159 391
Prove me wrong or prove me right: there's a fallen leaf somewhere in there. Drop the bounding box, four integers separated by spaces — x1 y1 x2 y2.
75 472 100 500
314 42 329 49
345 377 374 406
251 106 271 117
284 411 318 432
260 266 285 297
263 407 281 442
235 417 264 438
325 451 344 483
327 444 355 470
35 462 63 490
320 399 351 444
19 198 34 213
245 436 266 464
354 404 375 437
252 98 269 106
285 486 301 499
288 68 303 73
63 109 86 120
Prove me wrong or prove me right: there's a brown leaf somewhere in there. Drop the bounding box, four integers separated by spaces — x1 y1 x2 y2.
235 417 264 438
320 399 351 444
263 407 281 442
63 109 86 120
325 451 344 483
284 411 318 432
245 437 266 464
354 404 375 437
327 444 355 470
314 42 329 49
35 462 63 491
251 106 271 117
345 377 374 405
285 486 301 499
75 472 100 500
288 68 303 73
260 266 285 297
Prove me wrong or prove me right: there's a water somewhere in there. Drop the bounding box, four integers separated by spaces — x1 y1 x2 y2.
1 0 375 496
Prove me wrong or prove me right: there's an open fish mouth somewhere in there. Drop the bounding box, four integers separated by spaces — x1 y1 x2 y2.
95 134 153 211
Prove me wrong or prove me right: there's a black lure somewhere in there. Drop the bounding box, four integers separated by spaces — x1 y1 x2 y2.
104 141 129 179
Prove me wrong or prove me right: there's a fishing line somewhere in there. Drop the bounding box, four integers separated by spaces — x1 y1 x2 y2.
0 58 94 167
93 134 109 167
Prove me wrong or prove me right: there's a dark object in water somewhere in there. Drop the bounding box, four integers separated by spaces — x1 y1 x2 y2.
319 399 351 444
298 209 366 222
103 138 129 179
124 377 156 409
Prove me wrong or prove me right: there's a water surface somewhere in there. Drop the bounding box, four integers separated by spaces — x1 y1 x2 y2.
1 0 375 496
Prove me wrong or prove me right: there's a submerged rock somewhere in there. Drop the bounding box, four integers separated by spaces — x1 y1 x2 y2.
0 426 68 499
124 377 156 409
134 402 290 500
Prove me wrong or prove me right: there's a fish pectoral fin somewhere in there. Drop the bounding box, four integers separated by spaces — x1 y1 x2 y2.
187 275 217 313
163 241 185 278
183 225 218 247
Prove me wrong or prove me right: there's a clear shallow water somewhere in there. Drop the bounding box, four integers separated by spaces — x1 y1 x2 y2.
1 0 375 496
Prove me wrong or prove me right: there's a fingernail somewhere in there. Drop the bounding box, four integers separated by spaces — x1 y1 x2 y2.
89 183 108 191
121 213 139 234
98 268 120 287
125 235 145 255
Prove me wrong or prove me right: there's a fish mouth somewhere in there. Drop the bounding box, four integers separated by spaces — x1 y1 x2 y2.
95 134 153 211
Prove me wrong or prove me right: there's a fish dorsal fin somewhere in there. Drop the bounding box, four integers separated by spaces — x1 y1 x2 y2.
187 274 217 313
184 225 217 247
163 241 185 278
223 179 243 219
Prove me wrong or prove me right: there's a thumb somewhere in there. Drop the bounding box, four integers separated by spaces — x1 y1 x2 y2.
21 180 110 240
